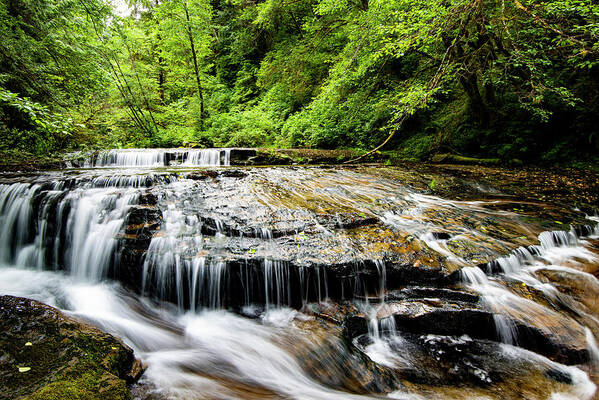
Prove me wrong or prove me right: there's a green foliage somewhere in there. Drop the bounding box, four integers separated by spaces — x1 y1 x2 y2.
0 0 597 164
0 88 78 154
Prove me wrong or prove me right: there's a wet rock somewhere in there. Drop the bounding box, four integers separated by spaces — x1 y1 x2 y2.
342 299 590 365
117 206 163 291
185 170 219 180
164 151 185 165
219 169 248 178
229 148 258 165
0 295 142 400
351 329 587 396
316 213 379 229
417 334 497 385
534 266 599 321
284 314 404 395
199 216 294 238
510 319 589 365
351 332 505 387
392 307 497 340
387 287 480 304
185 169 249 179
124 206 162 231
573 224 598 238
301 330 403 394
186 172 210 181
544 368 572 384
125 358 146 384
430 232 452 240
138 192 157 206
342 313 371 344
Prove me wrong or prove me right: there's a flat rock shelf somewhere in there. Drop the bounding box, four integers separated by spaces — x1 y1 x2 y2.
0 149 598 400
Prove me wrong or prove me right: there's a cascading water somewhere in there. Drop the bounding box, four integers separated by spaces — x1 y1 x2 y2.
84 148 232 167
0 183 40 264
92 149 166 167
1 159 599 399
460 226 599 352
0 181 139 278
184 148 231 166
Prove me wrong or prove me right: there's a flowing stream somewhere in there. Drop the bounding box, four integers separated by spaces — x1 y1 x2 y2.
1 149 598 399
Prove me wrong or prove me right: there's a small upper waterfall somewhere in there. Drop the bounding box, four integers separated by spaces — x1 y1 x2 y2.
183 149 231 166
92 149 166 167
85 148 232 167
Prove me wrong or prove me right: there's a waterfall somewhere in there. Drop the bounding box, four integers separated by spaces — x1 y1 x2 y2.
0 183 40 263
0 182 139 279
1 162 598 400
183 149 231 166
92 149 166 167
264 259 291 309
86 148 232 167
461 224 599 348
460 266 489 285
539 230 578 248
374 259 386 303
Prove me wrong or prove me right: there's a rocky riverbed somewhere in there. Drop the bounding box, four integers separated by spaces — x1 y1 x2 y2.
0 149 598 399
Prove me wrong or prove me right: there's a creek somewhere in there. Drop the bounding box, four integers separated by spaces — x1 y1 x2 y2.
1 148 598 399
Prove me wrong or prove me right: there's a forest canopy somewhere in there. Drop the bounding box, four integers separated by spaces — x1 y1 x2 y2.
0 0 598 163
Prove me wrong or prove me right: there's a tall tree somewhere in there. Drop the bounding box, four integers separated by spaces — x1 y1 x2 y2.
0 0 112 153
155 0 212 131
183 0 205 129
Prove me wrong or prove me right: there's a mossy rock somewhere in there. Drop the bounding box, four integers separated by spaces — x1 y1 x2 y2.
0 296 143 400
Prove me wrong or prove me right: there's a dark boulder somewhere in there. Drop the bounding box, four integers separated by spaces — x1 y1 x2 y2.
0 295 143 400
430 232 452 240
116 206 163 291
124 206 162 234
185 170 218 180
316 213 379 229
138 192 158 206
219 169 248 178
342 299 590 365
229 148 258 165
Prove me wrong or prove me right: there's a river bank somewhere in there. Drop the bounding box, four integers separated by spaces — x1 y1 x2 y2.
2 147 597 213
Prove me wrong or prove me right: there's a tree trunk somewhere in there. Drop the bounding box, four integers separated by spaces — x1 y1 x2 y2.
158 62 165 104
183 0 205 130
459 73 490 128
155 1 165 105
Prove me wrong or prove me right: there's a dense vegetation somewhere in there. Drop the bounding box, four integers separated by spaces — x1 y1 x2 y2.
0 0 598 163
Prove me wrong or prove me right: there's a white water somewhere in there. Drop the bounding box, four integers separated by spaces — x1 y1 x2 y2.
7 264 591 400
1 165 599 399
0 266 377 400
87 148 232 167
460 227 599 355
93 149 166 167
0 182 139 277
184 148 231 166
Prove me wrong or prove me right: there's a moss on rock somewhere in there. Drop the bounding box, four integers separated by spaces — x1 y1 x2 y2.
0 296 142 400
